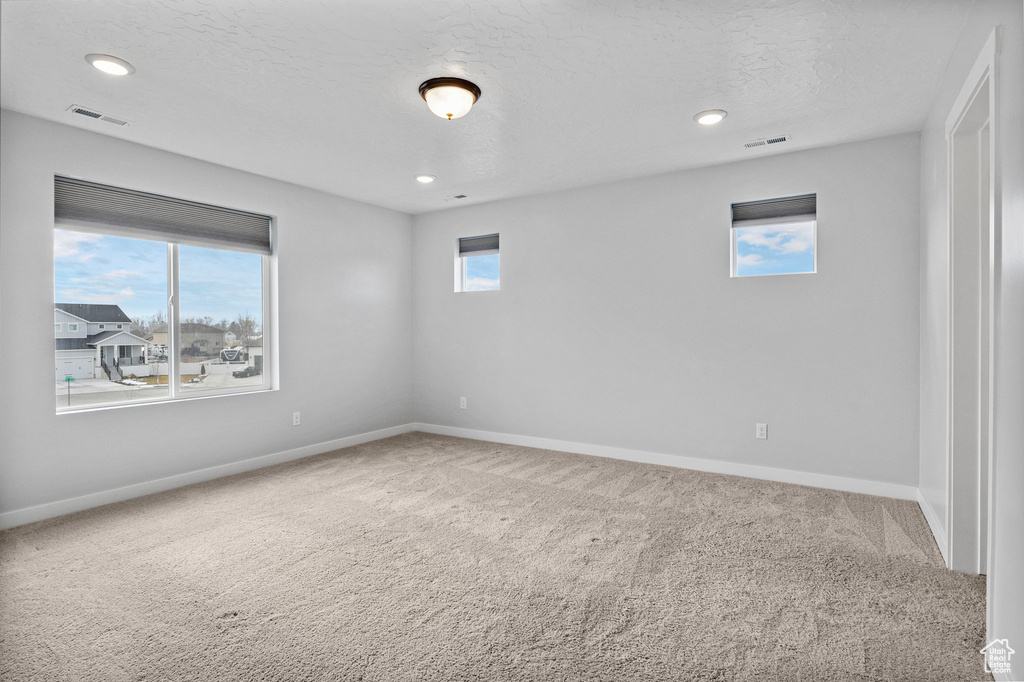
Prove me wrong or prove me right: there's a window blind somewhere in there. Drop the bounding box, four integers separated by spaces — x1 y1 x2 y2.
458 233 499 255
731 193 816 225
54 176 272 255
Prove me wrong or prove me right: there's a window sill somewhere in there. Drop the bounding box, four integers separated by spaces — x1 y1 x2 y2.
55 385 277 415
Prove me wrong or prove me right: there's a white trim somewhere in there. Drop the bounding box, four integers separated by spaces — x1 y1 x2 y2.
944 31 998 136
0 423 417 530
169 243 180 396
943 28 999 585
412 423 918 501
917 489 949 561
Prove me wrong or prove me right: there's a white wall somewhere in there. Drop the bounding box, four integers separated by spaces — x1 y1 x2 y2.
413 134 921 487
0 109 414 516
918 0 1024 663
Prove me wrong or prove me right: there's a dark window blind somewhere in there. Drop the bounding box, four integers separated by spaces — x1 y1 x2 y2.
458 233 499 255
732 193 816 224
54 176 272 255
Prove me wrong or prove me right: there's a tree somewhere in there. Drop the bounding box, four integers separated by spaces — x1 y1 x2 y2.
231 312 258 347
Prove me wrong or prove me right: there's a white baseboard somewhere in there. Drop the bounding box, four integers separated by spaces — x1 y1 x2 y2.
916 489 950 565
413 423 919 501
2 422 923 531
0 423 417 530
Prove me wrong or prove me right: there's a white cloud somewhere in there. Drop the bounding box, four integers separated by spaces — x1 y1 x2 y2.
54 231 103 258
57 286 136 304
736 222 814 254
736 254 768 266
69 270 145 285
465 277 500 291
79 254 98 262
102 269 145 279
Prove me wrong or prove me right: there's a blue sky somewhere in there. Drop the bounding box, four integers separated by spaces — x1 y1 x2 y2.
734 221 815 276
54 230 263 324
465 253 500 291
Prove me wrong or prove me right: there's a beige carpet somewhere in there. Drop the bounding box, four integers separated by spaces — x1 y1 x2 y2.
0 432 990 681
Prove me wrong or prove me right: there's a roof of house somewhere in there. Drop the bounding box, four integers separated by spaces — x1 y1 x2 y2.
55 303 132 323
87 330 150 346
55 338 91 351
152 323 224 334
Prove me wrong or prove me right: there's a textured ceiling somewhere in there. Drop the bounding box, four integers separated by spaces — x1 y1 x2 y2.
0 0 970 214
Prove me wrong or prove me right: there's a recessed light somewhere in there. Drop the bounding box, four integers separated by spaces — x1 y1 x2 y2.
415 174 436 184
418 77 481 120
694 109 728 125
85 54 135 76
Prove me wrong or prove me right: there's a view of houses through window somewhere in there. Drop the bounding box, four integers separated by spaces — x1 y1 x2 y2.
54 230 265 410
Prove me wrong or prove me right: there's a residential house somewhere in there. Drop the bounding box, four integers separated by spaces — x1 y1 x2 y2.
150 323 226 359
54 303 149 381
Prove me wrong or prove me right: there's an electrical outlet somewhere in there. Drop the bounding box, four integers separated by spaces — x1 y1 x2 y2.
460 397 467 409
756 423 768 440
292 412 301 426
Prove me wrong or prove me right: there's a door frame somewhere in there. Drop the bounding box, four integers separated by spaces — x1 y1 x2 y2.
943 29 999 618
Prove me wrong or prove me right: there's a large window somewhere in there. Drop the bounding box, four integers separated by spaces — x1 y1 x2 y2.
53 176 272 411
731 194 816 277
456 233 500 292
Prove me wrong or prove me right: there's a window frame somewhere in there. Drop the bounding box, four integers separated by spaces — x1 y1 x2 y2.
730 193 817 279
68 323 78 332
168 244 271 400
454 233 501 293
55 323 61 332
55 235 274 414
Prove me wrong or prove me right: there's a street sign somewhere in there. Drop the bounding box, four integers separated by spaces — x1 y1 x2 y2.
64 375 76 382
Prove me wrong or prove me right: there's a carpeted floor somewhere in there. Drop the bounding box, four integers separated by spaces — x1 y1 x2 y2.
0 432 990 681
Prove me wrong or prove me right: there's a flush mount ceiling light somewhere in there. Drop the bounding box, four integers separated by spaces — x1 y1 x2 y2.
85 54 135 76
415 174 436 183
693 109 728 125
418 77 481 120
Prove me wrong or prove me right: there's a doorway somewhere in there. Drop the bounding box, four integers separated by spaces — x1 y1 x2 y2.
945 34 996 580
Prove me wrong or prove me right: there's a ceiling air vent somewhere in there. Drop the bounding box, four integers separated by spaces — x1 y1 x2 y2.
744 134 790 149
67 104 131 127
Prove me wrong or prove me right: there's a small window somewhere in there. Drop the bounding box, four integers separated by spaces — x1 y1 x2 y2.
68 324 78 332
55 324 61 332
456 233 499 292
98 324 105 329
731 194 816 277
116 324 123 329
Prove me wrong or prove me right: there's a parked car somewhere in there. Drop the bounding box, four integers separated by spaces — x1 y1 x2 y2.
232 365 261 378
